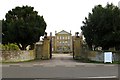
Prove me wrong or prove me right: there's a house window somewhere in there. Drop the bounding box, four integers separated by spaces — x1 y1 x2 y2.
63 36 64 39
68 36 70 39
66 36 67 39
65 41 67 43
57 36 59 39
60 36 61 39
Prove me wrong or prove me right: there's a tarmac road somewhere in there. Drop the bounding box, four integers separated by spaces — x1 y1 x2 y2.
1 54 119 80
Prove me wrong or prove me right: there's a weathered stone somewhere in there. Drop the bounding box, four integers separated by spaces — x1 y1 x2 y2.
42 38 50 59
35 41 43 59
35 38 50 60
73 37 83 59
1 50 35 62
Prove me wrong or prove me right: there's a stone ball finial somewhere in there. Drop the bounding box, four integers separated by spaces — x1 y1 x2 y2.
75 32 79 38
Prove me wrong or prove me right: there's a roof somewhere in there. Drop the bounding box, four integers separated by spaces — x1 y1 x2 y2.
55 30 71 35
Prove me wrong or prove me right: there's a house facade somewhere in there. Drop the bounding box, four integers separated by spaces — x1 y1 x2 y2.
50 30 73 53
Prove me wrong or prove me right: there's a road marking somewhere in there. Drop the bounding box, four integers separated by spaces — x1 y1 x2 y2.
0 65 9 67
7 64 20 67
64 65 76 67
1 64 116 67
84 65 96 67
20 65 33 67
104 65 115 66
42 65 56 67
80 76 117 79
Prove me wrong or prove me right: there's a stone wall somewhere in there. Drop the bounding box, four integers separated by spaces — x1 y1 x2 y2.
0 50 35 62
112 52 120 61
87 51 104 62
87 51 120 62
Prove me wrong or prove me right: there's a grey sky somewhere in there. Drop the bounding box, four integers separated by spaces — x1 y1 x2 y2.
0 0 119 35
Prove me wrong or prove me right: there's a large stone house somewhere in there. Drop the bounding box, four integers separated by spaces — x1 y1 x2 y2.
50 30 73 53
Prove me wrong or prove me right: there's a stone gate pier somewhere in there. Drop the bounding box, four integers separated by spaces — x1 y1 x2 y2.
73 32 83 59
35 33 51 60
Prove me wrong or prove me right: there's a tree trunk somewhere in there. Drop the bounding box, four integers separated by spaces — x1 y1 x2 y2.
29 44 35 50
21 44 28 50
17 43 22 50
17 43 28 50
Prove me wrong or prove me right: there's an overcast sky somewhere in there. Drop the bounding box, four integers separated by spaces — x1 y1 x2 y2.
0 0 120 36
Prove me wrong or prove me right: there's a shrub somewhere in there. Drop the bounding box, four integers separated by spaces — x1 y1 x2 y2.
1 43 19 50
